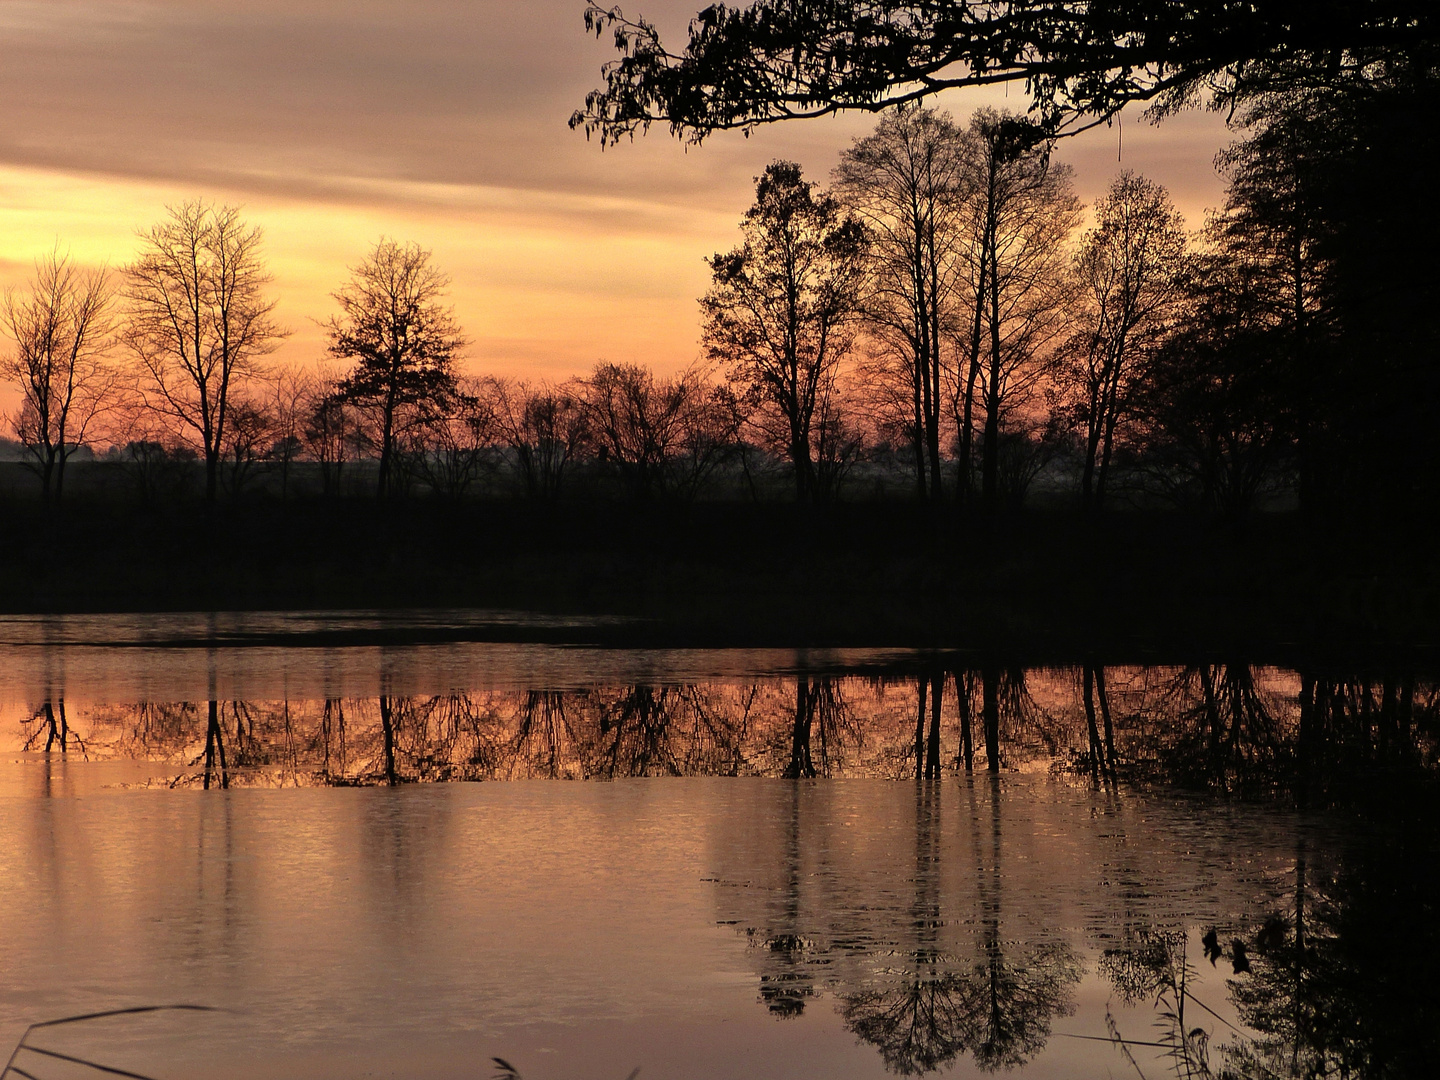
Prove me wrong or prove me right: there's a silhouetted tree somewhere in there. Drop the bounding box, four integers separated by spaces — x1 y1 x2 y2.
966 111 1079 514
219 394 274 498
410 377 498 499
123 201 286 506
1 250 116 503
1061 172 1188 511
1200 76 1440 517
489 378 589 500
119 439 197 504
1210 93 1338 513
1298 80 1440 513
265 363 314 500
835 105 970 504
580 362 741 500
1136 254 1290 517
702 161 867 502
303 371 357 498
327 239 466 498
572 1 1437 142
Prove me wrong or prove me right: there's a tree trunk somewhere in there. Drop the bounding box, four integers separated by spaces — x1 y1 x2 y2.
982 666 1000 773
379 694 398 785
958 260 987 512
54 448 68 503
785 678 816 779
1083 665 1103 780
39 453 55 506
378 390 397 498
926 670 943 779
205 450 219 506
914 677 927 779
982 240 1003 515
955 670 974 771
1080 407 1101 513
1095 392 1121 511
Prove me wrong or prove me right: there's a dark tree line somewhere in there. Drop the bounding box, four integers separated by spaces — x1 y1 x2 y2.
568 0 1440 522
8 65 1439 520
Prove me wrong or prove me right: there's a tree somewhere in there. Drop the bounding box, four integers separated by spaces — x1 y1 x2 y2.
834 104 971 504
702 160 867 502
572 1 1438 144
489 378 589 500
1 250 116 503
1136 254 1290 518
303 370 356 498
580 362 742 500
1061 172 1189 511
123 201 286 505
965 111 1080 514
1203 76 1440 516
219 393 274 498
327 239 466 497
1209 93 1339 513
410 377 498 500
265 363 315 501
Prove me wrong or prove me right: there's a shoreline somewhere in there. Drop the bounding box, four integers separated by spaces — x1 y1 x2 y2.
3 499 1437 662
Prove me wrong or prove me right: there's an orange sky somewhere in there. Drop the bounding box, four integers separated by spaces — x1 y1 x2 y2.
0 1 1233 384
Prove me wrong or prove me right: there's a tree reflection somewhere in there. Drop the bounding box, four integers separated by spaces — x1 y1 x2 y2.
754 783 818 1017
841 778 1080 1074
9 664 1437 1078
22 698 84 755
16 665 1436 799
202 700 228 790
782 678 855 779
1220 814 1440 1079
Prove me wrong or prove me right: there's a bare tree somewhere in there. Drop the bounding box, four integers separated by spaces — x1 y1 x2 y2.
1061 172 1189 511
265 363 315 500
489 378 589 500
966 112 1080 513
123 201 286 505
581 362 678 499
302 368 356 498
218 393 275 498
580 362 742 500
1 250 116 503
410 376 498 500
834 105 972 504
702 161 867 502
327 239 466 497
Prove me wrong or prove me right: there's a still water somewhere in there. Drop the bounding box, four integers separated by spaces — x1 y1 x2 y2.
0 612 1435 1080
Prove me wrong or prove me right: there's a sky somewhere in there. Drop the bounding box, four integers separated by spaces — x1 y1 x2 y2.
0 0 1235 382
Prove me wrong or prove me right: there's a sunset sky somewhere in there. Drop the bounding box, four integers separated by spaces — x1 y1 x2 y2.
0 0 1234 382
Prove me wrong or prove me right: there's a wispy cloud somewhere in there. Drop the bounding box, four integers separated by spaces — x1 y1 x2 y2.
0 0 1233 379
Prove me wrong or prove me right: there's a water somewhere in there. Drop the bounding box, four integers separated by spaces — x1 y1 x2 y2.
0 613 1435 1079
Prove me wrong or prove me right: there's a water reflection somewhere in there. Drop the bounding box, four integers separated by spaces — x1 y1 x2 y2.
838 779 1083 1075
706 775 1439 1079
9 664 1436 802
1 655 1437 1079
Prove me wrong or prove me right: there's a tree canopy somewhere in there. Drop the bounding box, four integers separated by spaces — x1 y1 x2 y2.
572 0 1438 144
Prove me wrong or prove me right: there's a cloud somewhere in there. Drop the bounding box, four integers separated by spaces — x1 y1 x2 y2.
0 0 1235 383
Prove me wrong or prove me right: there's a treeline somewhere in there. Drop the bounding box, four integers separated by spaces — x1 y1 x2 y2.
22 665 1439 802
6 88 1437 517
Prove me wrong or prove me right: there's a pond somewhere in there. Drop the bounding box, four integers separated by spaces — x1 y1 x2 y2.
0 612 1435 1080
